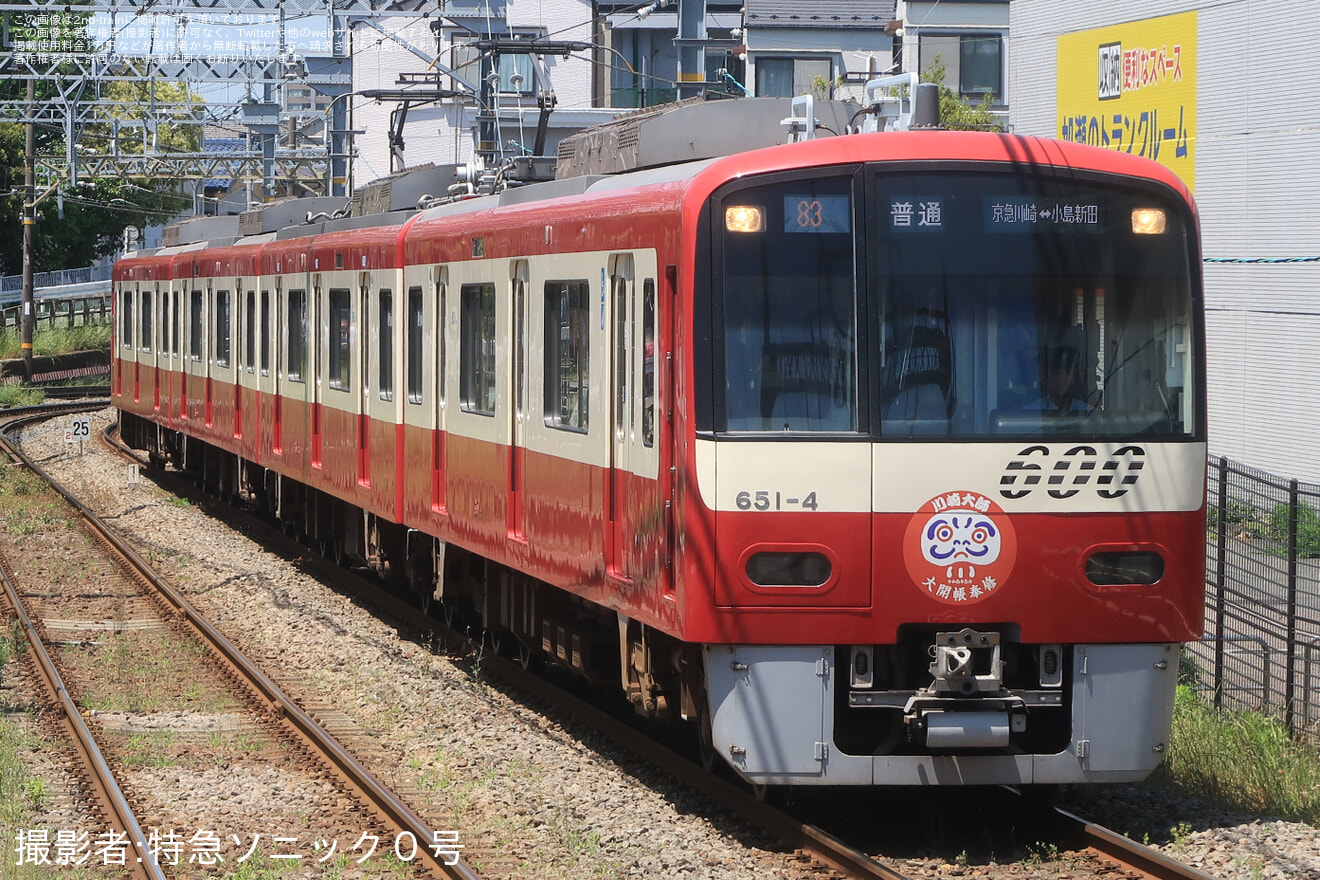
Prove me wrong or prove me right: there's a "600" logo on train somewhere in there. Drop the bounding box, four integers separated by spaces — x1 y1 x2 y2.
999 444 1145 500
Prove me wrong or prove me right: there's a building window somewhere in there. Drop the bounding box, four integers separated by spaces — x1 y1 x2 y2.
960 33 1002 100
544 280 590 432
329 288 351 391
460 283 496 415
920 33 1003 102
754 56 831 98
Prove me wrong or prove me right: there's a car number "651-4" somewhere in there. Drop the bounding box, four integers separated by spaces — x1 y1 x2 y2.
734 490 820 511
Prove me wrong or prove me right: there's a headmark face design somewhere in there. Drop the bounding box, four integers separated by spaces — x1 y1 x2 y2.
903 491 1017 606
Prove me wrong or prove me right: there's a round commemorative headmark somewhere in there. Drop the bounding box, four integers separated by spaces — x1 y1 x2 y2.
902 491 1017 606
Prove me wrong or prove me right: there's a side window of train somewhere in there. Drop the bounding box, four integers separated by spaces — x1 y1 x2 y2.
460 283 496 416
407 286 423 404
379 288 394 401
436 275 448 405
189 291 203 361
172 291 181 358
245 290 256 372
161 292 170 357
329 288 351 391
544 280 591 433
288 289 307 382
120 288 134 350
643 278 656 447
260 290 271 375
140 289 153 353
215 290 231 368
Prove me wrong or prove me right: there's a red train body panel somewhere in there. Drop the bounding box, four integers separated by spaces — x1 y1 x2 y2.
113 113 1206 786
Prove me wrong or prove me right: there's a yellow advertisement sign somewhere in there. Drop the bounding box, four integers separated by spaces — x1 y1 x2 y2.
1057 11 1196 190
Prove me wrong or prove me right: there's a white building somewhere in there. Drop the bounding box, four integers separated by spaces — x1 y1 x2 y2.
1009 1 1320 482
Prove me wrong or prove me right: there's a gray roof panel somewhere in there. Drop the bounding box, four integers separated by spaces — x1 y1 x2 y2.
745 0 897 28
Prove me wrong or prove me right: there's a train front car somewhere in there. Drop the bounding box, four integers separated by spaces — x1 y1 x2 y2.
686 133 1205 787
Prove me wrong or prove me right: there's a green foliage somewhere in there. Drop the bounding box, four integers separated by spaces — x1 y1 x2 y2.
0 16 201 275
1152 685 1320 823
0 322 109 360
1267 500 1320 558
921 56 1005 132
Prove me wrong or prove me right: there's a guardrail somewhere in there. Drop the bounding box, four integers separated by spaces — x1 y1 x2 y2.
0 267 113 330
0 263 113 295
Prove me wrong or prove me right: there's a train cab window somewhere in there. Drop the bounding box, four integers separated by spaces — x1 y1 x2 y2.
643 279 656 447
215 290 232 368
544 280 591 432
871 171 1200 440
288 289 308 382
718 175 859 433
260 290 271 375
460 283 496 416
245 291 256 372
329 288 351 391
189 291 203 361
407 287 423 404
140 290 153 352
120 290 134 349
379 288 394 400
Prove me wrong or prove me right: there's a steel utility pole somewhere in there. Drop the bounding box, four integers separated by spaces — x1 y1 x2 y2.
21 78 35 380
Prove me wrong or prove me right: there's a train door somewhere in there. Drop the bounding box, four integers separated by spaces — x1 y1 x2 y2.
508 260 528 541
607 255 634 579
311 272 324 468
357 273 371 485
143 283 157 411
431 266 449 514
131 282 141 403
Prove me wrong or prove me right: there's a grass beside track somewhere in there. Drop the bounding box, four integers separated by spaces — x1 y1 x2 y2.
0 325 110 363
1149 682 1320 824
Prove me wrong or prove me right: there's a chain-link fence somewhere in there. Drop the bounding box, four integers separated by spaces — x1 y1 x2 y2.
1189 455 1320 740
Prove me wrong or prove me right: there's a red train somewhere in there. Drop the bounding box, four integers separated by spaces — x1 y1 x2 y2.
114 95 1206 787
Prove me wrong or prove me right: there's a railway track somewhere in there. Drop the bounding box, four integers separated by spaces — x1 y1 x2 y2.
0 403 478 879
4 403 1229 880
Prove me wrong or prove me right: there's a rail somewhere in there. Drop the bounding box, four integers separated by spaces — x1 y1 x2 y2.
0 409 479 880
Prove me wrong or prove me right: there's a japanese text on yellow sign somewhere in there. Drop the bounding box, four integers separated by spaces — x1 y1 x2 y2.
1057 11 1196 190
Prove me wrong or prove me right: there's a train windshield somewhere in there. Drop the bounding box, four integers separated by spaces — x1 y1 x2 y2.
713 166 1200 440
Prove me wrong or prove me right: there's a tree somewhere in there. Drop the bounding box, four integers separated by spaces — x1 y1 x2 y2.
0 12 203 275
921 56 1005 132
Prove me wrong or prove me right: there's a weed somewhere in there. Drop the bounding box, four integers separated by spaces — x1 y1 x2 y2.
169 496 190 508
122 731 177 768
1153 685 1320 824
1021 842 1058 866
21 778 46 810
0 386 44 408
